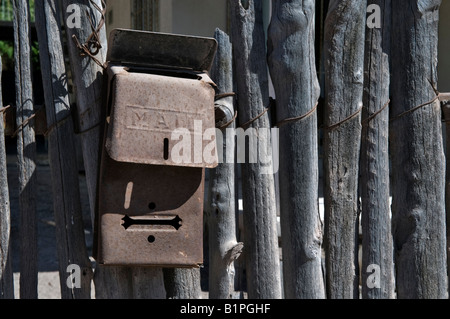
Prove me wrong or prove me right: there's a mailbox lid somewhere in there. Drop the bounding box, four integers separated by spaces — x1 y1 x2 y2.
107 29 218 72
105 66 218 168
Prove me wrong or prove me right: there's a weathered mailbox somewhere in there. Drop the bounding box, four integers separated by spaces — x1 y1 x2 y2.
94 29 218 267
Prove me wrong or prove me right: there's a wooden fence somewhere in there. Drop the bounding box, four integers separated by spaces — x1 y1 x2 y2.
0 0 449 299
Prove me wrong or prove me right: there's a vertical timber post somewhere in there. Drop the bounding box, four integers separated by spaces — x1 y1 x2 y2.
323 0 367 299
0 59 14 299
443 101 450 281
60 0 104 223
60 0 121 298
207 28 243 299
229 0 282 299
12 0 38 299
360 0 395 299
267 0 325 299
35 0 93 299
390 0 448 299
163 268 201 299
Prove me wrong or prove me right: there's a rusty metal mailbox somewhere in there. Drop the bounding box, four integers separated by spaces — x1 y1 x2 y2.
94 29 218 267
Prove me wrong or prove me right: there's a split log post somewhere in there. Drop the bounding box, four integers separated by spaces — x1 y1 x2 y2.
267 0 325 299
229 0 282 299
443 101 450 279
60 0 166 298
207 28 243 299
12 0 38 299
60 1 104 223
323 0 367 299
390 0 448 299
360 0 394 299
132 267 166 299
60 0 122 298
163 268 201 299
35 0 93 299
0 59 14 299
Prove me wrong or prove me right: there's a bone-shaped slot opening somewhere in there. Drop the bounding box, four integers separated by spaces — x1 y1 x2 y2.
121 215 182 230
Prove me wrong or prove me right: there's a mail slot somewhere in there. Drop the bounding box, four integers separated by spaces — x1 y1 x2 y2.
94 29 218 267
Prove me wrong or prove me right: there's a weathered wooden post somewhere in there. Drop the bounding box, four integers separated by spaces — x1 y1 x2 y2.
360 0 394 299
12 0 38 299
0 59 14 299
60 0 116 298
323 0 367 299
35 0 93 299
229 0 282 299
390 0 448 299
60 0 105 224
267 0 325 299
207 28 243 299
443 101 450 278
163 268 201 299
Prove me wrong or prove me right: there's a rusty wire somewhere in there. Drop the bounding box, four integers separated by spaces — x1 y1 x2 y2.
361 99 390 125
239 106 270 130
214 92 236 101
71 0 107 69
389 96 439 122
217 110 238 130
0 105 11 114
214 92 237 130
276 101 319 128
390 79 450 123
11 105 46 138
43 112 73 137
325 106 363 131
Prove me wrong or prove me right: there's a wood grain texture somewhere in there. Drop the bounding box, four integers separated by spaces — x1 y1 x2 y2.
163 268 201 299
360 0 394 299
60 0 105 222
323 0 366 299
13 0 38 299
35 0 93 299
267 0 325 299
0 58 14 299
207 28 242 299
230 0 282 299
390 0 448 299
443 101 450 282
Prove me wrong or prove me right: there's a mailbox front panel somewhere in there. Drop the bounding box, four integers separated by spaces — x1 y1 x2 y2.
96 154 205 267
